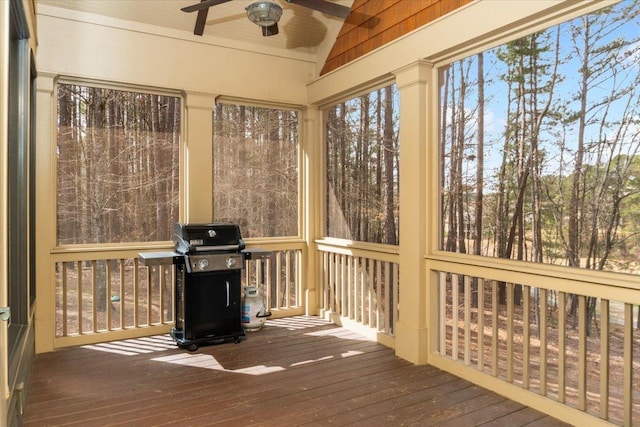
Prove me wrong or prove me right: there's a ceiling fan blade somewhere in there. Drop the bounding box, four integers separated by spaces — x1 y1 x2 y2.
262 23 279 37
286 0 351 18
194 8 209 35
181 0 231 13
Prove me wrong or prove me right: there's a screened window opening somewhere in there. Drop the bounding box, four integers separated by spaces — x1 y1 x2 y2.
439 2 640 275
56 83 181 245
213 102 299 238
325 84 400 245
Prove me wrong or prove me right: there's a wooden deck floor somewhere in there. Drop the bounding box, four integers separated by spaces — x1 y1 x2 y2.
24 316 569 426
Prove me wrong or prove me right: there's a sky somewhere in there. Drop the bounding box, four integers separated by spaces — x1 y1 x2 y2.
440 0 640 192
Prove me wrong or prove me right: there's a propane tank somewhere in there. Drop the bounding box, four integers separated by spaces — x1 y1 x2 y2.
241 286 270 332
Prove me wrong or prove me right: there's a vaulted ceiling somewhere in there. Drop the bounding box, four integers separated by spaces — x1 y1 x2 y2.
36 0 353 65
35 0 473 77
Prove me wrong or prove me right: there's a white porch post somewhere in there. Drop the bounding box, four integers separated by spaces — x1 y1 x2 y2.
34 74 56 354
183 91 216 223
302 105 322 315
393 60 433 365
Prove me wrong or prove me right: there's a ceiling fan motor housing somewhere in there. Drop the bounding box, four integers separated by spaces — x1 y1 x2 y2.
246 2 283 27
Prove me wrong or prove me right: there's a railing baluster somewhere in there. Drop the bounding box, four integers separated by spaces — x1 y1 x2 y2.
352 255 357 321
326 252 332 313
159 265 166 324
170 264 175 322
375 259 382 331
275 250 280 308
145 264 152 327
278 251 292 308
321 252 328 312
255 257 264 310
325 253 330 313
271 256 277 309
439 271 446 356
385 261 391 334
331 254 344 313
578 295 587 411
352 255 356 321
491 279 498 377
91 260 97 333
265 255 272 311
340 254 346 317
77 260 83 335
506 282 513 383
452 273 459 361
357 257 362 323
134 258 139 328
464 275 471 365
558 291 566 404
477 278 484 371
392 263 399 334
540 287 547 396
361 258 367 325
623 302 633 427
523 284 530 389
296 250 302 306
245 260 251 288
600 298 609 420
119 259 125 329
331 254 337 315
62 262 68 337
353 256 358 321
106 260 113 331
363 257 367 323
359 257 365 323
368 258 374 327
333 252 338 313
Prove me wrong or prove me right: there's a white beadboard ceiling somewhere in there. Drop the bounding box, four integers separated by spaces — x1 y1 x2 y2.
36 0 352 62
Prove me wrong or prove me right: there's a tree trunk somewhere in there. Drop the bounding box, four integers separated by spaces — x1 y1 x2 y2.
383 86 397 245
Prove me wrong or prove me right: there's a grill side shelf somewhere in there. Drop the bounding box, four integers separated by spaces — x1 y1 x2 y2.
138 251 184 266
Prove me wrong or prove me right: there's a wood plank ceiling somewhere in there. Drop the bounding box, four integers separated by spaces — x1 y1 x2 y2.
322 0 473 74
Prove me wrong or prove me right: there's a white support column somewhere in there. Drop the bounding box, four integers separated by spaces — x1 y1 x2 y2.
34 73 56 354
393 60 433 365
302 105 322 315
183 91 216 223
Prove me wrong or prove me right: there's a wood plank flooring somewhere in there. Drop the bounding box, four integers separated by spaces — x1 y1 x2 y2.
24 316 568 426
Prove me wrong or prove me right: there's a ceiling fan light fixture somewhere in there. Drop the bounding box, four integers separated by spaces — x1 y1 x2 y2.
246 1 283 27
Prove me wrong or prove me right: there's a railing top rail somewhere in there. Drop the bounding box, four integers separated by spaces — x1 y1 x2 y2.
53 242 174 254
51 240 305 261
316 238 399 263
429 254 640 304
244 239 306 250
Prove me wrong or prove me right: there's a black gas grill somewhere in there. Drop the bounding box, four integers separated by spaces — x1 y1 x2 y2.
171 222 246 350
139 222 276 351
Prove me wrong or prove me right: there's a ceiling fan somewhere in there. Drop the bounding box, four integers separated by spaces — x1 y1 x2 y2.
181 0 351 37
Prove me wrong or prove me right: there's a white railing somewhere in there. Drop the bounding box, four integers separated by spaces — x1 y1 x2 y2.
429 258 640 427
53 243 304 347
53 249 174 342
243 244 304 316
317 240 399 342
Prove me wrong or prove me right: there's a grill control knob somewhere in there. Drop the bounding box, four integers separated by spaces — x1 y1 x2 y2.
226 257 237 268
198 259 209 271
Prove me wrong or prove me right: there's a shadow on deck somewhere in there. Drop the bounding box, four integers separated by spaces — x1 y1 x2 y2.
24 316 569 426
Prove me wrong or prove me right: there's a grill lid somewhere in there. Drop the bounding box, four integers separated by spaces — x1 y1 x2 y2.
172 222 245 254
